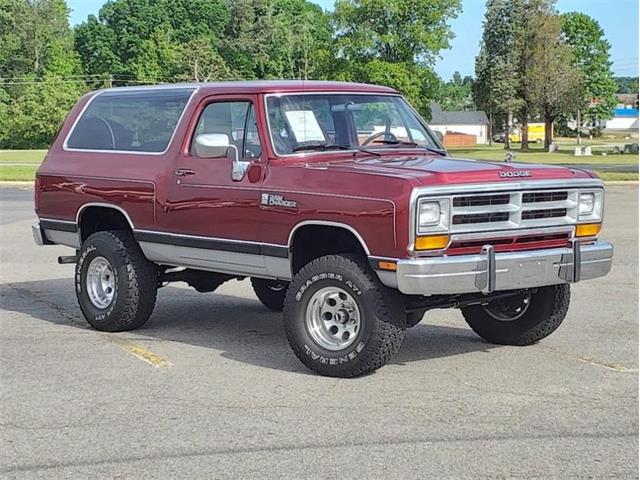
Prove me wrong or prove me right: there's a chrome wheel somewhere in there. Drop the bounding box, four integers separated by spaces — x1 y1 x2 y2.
305 286 361 351
482 291 531 322
86 256 116 309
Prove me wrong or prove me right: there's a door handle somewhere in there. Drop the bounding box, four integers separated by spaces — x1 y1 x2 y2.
174 168 195 177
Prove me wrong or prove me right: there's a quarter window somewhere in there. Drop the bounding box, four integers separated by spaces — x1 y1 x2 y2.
192 101 262 159
66 88 194 153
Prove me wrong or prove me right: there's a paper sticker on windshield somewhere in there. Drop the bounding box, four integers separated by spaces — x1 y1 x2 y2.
284 110 325 143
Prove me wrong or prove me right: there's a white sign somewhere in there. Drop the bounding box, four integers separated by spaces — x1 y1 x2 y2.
284 110 325 142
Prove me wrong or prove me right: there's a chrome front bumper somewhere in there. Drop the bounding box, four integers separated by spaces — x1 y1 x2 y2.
393 240 613 295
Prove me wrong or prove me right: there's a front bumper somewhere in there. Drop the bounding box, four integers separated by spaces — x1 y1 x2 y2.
393 240 613 295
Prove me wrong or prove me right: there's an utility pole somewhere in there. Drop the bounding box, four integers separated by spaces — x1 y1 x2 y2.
576 108 581 145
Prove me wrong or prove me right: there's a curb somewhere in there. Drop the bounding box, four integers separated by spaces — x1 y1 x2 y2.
0 181 34 187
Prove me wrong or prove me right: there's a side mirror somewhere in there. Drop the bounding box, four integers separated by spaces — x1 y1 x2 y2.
195 133 230 158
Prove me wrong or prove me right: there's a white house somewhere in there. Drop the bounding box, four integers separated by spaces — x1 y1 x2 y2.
428 103 489 144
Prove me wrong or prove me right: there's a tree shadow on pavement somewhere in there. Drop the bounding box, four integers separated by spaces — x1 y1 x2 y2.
2 278 499 375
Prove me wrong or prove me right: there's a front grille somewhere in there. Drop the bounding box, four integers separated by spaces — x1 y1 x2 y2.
453 194 510 207
453 212 510 225
445 189 579 233
523 191 568 203
521 208 567 220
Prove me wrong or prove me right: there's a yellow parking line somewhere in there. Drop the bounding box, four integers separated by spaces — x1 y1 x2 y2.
107 336 173 368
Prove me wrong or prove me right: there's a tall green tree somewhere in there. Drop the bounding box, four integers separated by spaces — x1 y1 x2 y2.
526 11 583 148
562 12 617 123
474 0 526 148
333 0 461 116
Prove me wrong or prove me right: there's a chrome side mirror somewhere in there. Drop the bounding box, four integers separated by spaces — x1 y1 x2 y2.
195 133 230 158
195 133 249 181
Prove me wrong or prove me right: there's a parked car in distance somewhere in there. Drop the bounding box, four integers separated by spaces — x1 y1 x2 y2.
33 81 613 377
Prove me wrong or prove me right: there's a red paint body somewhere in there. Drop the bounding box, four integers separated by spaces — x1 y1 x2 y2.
36 81 594 258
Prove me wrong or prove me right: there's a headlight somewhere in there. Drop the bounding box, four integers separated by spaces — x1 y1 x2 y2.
416 198 449 234
418 201 441 226
579 193 594 215
578 189 603 222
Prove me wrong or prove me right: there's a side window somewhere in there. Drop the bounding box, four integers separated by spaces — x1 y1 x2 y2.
192 101 262 159
66 88 194 153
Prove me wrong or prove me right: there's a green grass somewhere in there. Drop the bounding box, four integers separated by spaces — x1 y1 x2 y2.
0 150 44 181
596 172 639 182
0 149 47 164
0 165 38 181
449 142 640 165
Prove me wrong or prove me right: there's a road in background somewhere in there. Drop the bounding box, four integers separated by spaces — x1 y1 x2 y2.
1 185 637 478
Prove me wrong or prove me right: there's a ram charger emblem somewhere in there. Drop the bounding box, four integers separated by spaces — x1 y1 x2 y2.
499 170 532 178
261 193 297 208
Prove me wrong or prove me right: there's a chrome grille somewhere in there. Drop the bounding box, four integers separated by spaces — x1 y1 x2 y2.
449 189 579 233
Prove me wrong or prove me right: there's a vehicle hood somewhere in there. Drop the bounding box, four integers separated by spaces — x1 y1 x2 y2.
301 153 594 185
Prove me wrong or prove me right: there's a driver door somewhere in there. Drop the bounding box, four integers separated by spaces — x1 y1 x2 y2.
160 95 267 275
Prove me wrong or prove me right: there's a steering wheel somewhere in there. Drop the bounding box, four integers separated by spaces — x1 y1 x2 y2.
361 131 398 146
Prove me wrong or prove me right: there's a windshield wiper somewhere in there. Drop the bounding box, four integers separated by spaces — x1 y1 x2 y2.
376 139 447 156
292 143 352 153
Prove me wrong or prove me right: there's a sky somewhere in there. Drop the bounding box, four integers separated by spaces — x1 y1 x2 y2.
67 0 639 81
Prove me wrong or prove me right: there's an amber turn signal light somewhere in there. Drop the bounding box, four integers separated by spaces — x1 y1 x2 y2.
576 223 601 237
415 235 450 251
377 261 397 271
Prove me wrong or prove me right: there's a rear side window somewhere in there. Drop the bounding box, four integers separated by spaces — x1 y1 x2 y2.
66 88 194 153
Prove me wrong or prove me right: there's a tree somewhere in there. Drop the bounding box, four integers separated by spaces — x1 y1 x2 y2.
0 0 85 148
438 71 475 111
614 76 639 94
333 0 461 116
562 12 617 124
74 0 230 84
474 0 525 148
4 75 85 148
527 12 583 148
221 0 333 80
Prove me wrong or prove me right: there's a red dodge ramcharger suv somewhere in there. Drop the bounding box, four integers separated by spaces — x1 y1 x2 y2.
33 81 613 377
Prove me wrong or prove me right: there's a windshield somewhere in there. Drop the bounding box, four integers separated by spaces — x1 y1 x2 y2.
265 94 442 155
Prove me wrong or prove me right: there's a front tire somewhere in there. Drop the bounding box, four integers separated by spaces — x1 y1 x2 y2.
75 230 157 332
461 285 570 346
283 254 405 378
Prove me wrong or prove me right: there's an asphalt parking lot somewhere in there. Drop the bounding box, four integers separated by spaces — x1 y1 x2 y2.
1 184 638 478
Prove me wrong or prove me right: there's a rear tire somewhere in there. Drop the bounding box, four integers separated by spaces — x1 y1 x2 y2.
75 230 157 332
251 278 288 311
283 254 405 378
461 285 570 346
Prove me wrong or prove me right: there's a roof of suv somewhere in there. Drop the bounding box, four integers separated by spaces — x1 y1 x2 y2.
96 80 398 96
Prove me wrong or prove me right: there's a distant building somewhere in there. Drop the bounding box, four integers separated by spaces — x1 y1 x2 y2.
429 103 489 144
605 94 639 131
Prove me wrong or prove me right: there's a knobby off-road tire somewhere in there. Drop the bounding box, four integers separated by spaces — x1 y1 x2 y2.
461 285 570 346
283 254 405 378
75 230 158 332
251 278 289 311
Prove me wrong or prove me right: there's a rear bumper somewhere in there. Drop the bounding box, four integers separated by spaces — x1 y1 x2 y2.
390 240 613 295
32 221 44 246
